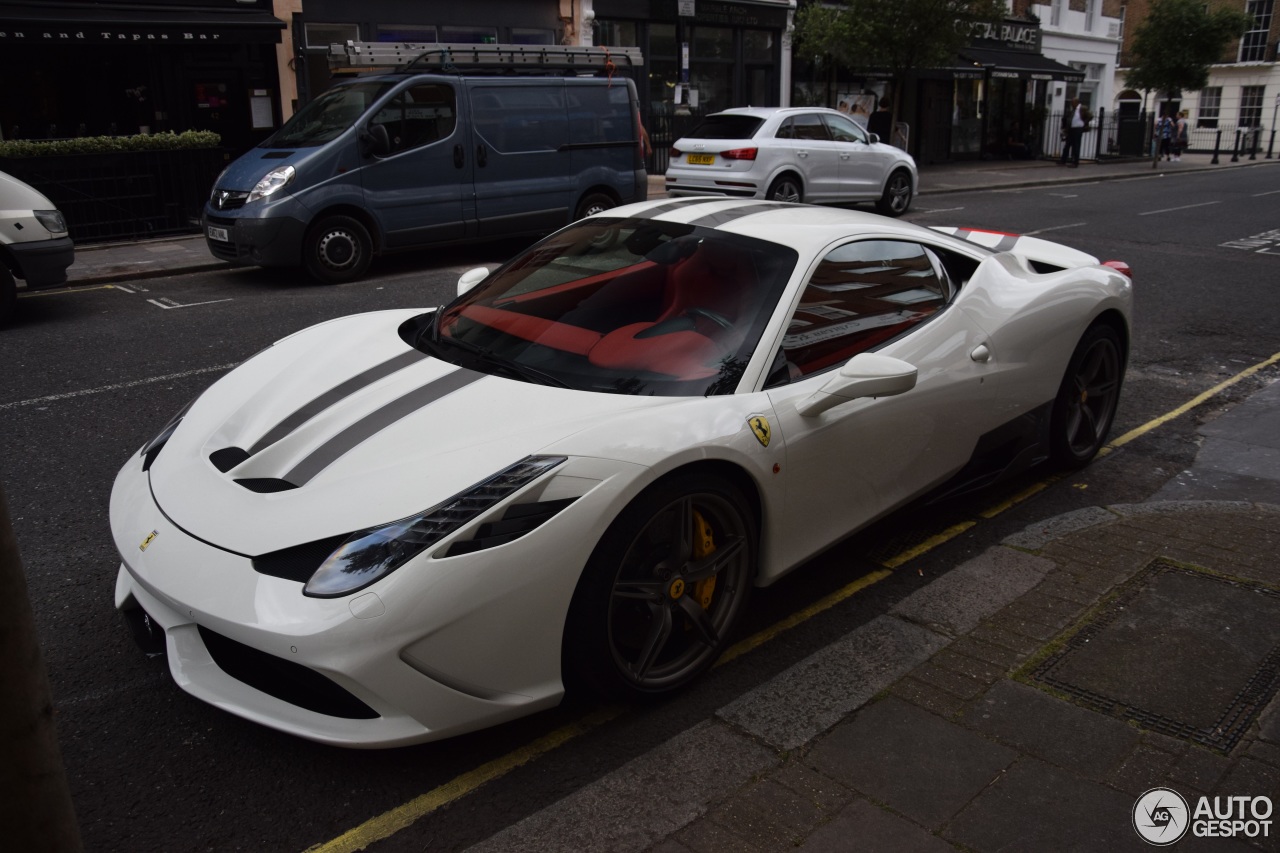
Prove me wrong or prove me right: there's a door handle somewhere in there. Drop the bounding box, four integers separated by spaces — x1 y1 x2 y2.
970 343 991 363
797 150 808 158
453 144 464 168
476 144 488 168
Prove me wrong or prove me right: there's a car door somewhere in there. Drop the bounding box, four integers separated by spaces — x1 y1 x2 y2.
821 112 885 201
776 113 842 201
361 81 471 248
765 238 996 567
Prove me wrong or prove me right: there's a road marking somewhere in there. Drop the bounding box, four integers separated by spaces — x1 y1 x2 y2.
113 284 136 294
1024 222 1087 235
16 284 115 299
302 348 1280 852
1139 200 1221 216
912 206 966 214
0 363 239 411
1221 229 1280 252
1047 193 1078 198
1253 189 1280 196
147 297 234 310
302 708 624 853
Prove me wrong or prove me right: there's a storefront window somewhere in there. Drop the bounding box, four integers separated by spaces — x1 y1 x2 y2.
510 28 554 45
305 22 359 49
375 24 436 43
742 30 773 62
595 21 639 47
440 25 497 44
691 27 733 112
651 23 677 58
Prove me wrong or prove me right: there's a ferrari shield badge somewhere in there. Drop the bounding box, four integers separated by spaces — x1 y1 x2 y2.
139 530 158 552
748 415 771 448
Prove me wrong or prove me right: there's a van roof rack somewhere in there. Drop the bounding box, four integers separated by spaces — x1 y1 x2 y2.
328 42 644 74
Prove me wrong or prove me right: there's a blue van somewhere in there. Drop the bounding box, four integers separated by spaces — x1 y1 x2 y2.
203 45 647 283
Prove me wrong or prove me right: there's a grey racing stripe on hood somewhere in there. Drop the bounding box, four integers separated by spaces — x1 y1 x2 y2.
283 367 483 486
686 202 789 228
248 348 429 456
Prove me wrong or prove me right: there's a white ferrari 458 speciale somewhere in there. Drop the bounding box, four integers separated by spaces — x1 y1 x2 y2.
110 198 1133 747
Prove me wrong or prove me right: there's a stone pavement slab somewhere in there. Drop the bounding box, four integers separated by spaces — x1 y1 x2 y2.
798 798 956 853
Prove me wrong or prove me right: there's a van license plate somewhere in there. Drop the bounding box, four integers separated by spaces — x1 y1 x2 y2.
207 226 229 242
686 154 716 165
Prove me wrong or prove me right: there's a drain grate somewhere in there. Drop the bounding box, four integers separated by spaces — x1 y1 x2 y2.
1029 558 1280 753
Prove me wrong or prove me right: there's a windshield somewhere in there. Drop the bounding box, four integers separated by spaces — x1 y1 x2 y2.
414 218 797 396
683 115 765 140
261 82 394 148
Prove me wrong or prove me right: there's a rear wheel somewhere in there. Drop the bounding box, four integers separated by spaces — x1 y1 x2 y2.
576 192 616 220
766 174 803 204
563 472 756 700
1050 323 1124 468
876 170 913 216
0 267 16 327
303 215 372 284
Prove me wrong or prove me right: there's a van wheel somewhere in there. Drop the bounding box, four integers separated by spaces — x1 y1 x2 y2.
0 268 16 327
576 192 615 220
303 216 372 284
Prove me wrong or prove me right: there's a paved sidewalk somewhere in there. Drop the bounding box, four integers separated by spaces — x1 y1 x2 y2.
59 150 1277 288
468 385 1280 851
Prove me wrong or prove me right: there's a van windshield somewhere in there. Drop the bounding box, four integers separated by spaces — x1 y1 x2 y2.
261 82 394 148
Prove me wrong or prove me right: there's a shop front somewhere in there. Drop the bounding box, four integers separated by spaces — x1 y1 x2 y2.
590 0 795 172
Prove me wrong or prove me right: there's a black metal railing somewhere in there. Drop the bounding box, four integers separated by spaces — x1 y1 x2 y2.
0 148 227 243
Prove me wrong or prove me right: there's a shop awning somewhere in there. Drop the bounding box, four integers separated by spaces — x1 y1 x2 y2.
0 3 285 45
957 47 1085 82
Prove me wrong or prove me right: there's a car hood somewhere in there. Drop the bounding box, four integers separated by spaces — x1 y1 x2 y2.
0 170 57 210
148 309 669 555
215 147 315 191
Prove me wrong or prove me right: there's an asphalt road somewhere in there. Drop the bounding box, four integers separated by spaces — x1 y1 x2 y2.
2 165 1279 852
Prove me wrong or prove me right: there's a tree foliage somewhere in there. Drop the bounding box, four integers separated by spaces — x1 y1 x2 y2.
1124 0 1252 97
794 0 1007 83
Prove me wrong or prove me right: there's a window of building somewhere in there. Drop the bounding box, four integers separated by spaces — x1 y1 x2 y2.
1239 1 1274 63
304 22 359 50
510 28 554 45
375 25 437 43
440 25 497 44
1240 85 1264 128
1197 87 1221 128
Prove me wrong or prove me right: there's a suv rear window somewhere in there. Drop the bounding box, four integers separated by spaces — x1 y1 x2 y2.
684 115 764 139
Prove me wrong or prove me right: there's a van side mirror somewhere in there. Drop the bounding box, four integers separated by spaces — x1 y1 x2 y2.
795 353 917 417
456 267 490 297
361 124 391 158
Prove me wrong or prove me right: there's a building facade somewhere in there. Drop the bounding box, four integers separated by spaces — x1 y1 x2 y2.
1115 0 1279 152
0 0 286 155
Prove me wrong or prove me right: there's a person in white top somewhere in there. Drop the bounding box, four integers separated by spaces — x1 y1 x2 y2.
1058 98 1091 168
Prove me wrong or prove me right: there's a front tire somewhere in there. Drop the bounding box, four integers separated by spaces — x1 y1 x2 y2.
876 170 913 216
766 174 803 203
1050 323 1124 468
563 472 756 701
303 215 372 284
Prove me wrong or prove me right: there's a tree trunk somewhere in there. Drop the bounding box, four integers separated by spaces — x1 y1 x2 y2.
0 483 83 851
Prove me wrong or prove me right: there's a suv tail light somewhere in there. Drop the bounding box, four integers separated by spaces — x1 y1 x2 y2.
721 147 758 161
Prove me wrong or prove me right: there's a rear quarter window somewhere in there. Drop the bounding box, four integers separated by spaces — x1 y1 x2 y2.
684 115 765 139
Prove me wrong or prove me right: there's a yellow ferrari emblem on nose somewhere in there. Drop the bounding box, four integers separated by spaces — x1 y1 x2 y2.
748 415 771 448
139 530 158 552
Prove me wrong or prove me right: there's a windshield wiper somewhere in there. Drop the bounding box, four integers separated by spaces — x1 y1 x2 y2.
430 332 569 388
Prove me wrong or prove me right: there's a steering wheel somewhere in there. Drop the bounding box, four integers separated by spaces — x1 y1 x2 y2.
686 307 733 330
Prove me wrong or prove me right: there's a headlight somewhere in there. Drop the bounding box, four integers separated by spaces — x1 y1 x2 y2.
33 209 67 234
247 165 295 203
139 398 197 471
303 455 567 598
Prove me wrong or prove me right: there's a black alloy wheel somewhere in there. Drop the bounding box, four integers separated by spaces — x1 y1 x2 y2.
1051 322 1124 467
564 472 756 700
876 170 913 216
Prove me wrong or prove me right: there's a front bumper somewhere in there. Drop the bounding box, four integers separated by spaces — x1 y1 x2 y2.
9 236 74 288
203 208 307 268
110 450 642 747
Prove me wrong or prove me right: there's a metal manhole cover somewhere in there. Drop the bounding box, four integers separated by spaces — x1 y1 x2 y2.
1029 559 1280 752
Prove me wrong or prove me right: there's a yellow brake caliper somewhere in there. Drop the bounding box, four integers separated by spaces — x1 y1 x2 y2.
692 510 717 609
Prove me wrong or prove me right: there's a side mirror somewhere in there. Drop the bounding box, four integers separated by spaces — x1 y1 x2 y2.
361 123 391 157
795 353 917 418
456 267 490 297
868 133 880 145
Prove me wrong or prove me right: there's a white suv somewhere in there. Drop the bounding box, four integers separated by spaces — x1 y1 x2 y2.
665 107 917 216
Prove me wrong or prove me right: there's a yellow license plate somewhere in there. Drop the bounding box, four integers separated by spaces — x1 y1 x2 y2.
686 153 716 165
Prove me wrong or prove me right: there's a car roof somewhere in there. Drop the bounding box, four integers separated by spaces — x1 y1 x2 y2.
707 106 841 120
599 198 979 257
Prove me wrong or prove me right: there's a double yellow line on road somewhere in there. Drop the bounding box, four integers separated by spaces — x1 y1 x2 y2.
306 349 1280 853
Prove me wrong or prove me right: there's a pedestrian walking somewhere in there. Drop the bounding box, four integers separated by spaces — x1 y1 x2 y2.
1172 110 1188 161
867 97 893 145
1058 97 1091 168
1155 113 1174 161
